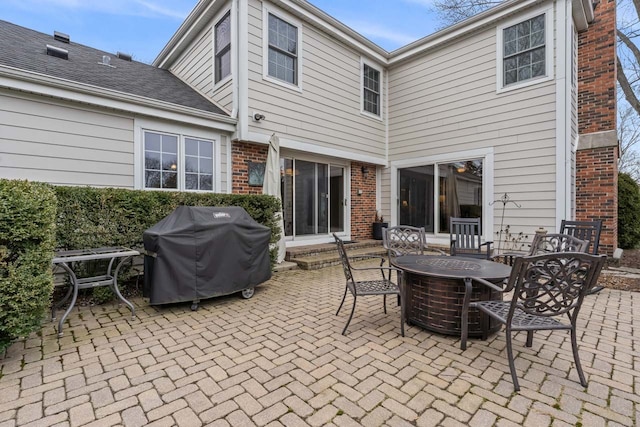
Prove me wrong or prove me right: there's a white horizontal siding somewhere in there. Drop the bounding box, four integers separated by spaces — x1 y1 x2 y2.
388 12 558 238
0 90 134 187
246 0 385 159
214 79 234 112
171 25 214 98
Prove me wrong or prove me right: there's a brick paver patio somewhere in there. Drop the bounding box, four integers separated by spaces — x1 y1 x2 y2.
0 261 638 426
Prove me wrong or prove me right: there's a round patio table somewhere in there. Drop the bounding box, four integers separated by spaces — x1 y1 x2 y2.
392 255 512 338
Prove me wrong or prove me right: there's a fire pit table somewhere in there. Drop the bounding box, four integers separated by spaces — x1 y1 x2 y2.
391 255 511 338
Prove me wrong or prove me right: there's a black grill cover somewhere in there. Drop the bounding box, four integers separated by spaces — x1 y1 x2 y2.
143 206 272 305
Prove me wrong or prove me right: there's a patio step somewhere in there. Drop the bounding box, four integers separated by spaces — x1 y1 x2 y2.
287 240 386 270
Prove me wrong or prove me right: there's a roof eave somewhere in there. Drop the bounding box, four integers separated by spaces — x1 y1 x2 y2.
388 0 545 65
0 65 237 130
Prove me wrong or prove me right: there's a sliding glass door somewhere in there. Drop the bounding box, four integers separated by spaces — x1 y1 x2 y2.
398 159 483 234
281 158 346 239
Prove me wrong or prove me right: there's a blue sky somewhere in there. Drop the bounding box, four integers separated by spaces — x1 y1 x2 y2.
0 0 440 64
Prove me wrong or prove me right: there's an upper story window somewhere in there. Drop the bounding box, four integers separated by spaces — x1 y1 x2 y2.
144 131 214 191
503 14 545 85
363 64 381 116
361 59 383 119
267 13 298 85
214 11 231 84
497 10 552 92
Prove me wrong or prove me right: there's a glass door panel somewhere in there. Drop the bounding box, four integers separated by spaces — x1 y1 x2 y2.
281 158 294 236
295 160 317 236
330 166 345 233
398 166 434 232
318 163 329 234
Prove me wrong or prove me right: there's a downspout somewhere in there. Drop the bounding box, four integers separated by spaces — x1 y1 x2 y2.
230 0 239 119
555 0 569 230
237 0 249 141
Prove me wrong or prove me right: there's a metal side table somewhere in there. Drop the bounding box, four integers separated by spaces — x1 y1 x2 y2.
52 247 138 337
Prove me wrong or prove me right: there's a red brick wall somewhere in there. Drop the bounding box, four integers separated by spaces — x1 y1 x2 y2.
577 0 617 134
575 146 618 254
231 141 268 194
350 162 378 240
576 0 618 254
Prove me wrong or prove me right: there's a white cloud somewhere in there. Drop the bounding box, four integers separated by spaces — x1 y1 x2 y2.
342 19 420 48
401 0 435 8
14 0 192 20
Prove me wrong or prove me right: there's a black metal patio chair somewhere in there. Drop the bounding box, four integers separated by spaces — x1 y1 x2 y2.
460 252 606 391
450 217 493 259
560 220 604 294
497 233 589 266
383 225 445 261
333 233 405 336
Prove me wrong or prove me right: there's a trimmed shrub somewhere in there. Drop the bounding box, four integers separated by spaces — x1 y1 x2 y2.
618 173 640 249
53 186 281 264
0 180 57 353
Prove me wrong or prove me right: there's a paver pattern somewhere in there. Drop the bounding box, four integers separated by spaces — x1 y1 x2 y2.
0 261 638 426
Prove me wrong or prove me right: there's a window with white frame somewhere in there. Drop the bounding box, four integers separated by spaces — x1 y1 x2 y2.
363 63 381 116
267 13 298 85
502 14 546 86
143 131 214 191
214 11 231 83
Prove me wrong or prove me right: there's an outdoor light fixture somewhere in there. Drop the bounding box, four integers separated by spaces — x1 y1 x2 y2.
361 166 368 177
253 112 266 122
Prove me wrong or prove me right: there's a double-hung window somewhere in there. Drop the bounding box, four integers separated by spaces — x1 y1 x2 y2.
363 63 381 117
214 11 231 84
267 13 298 85
143 131 214 191
502 14 546 86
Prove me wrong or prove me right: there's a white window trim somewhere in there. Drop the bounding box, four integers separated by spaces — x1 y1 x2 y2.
262 4 303 93
390 147 495 245
134 118 222 193
496 6 554 93
212 7 233 91
360 57 384 121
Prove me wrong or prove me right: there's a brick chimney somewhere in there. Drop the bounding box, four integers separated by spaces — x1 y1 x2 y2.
577 0 618 255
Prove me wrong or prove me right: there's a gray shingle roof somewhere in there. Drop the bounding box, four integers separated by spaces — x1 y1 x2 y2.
0 20 227 116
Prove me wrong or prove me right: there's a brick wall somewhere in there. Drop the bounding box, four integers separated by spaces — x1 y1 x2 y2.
576 145 618 254
576 0 618 254
578 0 617 134
231 141 269 195
350 162 378 240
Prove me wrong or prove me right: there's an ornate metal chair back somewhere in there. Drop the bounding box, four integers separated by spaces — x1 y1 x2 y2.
508 252 606 317
528 233 589 256
560 220 603 255
383 226 426 259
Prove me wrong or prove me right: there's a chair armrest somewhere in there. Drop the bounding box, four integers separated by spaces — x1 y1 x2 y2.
427 247 447 256
466 276 505 293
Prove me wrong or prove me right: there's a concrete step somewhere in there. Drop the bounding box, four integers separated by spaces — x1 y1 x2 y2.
285 239 383 260
291 245 387 270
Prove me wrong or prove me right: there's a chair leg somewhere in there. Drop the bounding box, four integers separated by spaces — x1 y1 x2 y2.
526 331 534 347
336 286 348 316
383 295 387 314
505 329 520 391
570 325 587 387
342 295 357 335
588 285 604 295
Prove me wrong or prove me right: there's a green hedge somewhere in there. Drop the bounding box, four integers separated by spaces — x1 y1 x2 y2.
618 173 640 249
0 180 57 353
53 186 281 260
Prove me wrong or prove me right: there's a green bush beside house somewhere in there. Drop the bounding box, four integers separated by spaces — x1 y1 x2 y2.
618 173 640 249
0 180 281 353
0 180 57 353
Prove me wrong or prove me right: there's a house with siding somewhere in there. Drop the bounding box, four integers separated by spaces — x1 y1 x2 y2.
0 0 618 254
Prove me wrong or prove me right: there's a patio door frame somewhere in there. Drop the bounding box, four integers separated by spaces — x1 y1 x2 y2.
390 148 494 245
281 151 350 246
